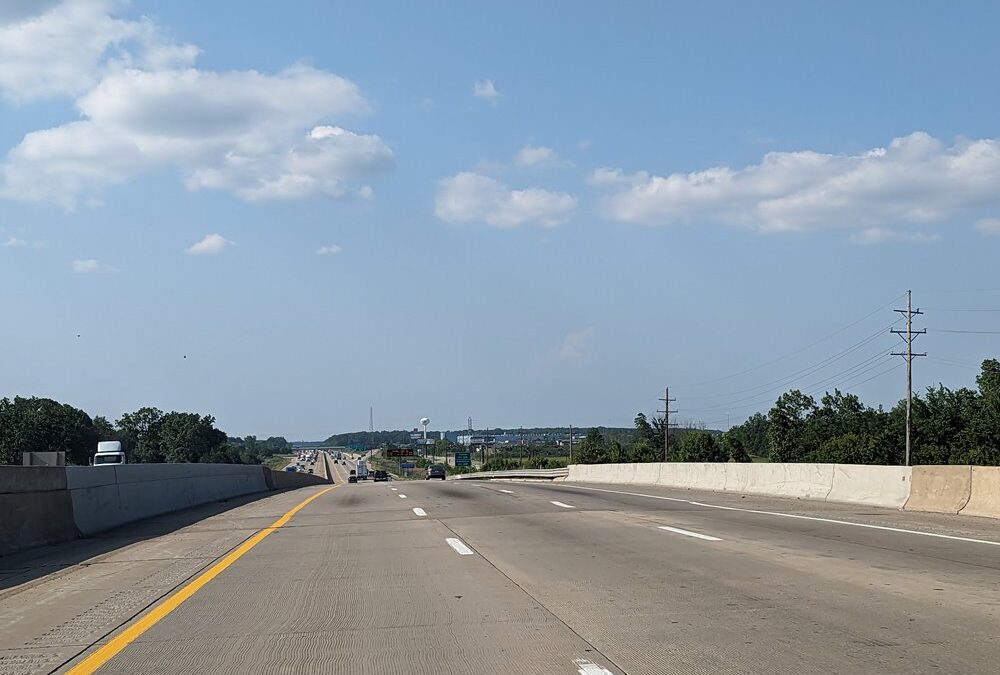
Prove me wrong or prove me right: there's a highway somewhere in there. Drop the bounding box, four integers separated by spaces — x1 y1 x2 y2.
2 471 999 674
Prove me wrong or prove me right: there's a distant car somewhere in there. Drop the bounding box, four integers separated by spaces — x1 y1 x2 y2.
426 464 446 480
348 475 358 483
372 470 389 482
307 468 313 474
284 466 297 472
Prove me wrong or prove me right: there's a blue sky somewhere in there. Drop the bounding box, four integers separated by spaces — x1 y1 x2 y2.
2 1 999 439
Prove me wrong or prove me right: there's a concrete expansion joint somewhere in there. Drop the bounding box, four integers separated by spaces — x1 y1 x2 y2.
435 519 628 675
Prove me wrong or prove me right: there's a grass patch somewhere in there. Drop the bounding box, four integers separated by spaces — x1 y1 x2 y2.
264 454 295 471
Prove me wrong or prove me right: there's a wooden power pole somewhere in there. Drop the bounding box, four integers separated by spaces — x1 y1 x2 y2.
659 387 677 461
892 290 926 466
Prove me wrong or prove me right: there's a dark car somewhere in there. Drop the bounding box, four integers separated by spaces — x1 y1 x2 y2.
372 470 389 482
348 475 357 483
426 464 446 480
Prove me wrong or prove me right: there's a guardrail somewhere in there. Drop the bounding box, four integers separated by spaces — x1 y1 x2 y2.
450 468 569 481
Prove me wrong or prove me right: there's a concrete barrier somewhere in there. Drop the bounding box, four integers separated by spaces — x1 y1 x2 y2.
658 463 728 491
827 465 911 508
904 465 972 514
958 466 1000 518
267 468 328 490
741 463 835 499
67 464 269 536
566 462 886 505
2 461 334 557
0 467 78 557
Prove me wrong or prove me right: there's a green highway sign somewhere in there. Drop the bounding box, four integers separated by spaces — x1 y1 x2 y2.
454 452 471 467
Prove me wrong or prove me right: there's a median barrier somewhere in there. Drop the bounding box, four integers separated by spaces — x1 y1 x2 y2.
267 468 329 490
827 465 911 508
632 462 661 485
958 466 1000 518
450 468 569 481
611 463 638 484
723 462 751 492
68 464 269 536
0 467 78 557
658 463 728 491
738 462 835 499
566 464 601 482
905 465 972 514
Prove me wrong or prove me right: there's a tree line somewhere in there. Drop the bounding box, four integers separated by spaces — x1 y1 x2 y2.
572 414 742 464
572 358 1000 467
0 396 288 466
729 358 1000 466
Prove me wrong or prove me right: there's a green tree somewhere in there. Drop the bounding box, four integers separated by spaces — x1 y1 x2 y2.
737 412 770 458
767 390 817 462
720 431 750 462
970 359 1000 463
0 396 99 465
576 427 609 464
158 412 227 463
116 407 165 463
678 431 726 462
92 415 118 443
628 413 662 462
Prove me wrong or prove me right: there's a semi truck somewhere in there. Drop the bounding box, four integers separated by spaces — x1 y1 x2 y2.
92 441 126 466
356 459 369 480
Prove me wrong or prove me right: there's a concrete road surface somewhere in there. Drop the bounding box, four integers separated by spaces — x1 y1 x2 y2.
2 479 999 674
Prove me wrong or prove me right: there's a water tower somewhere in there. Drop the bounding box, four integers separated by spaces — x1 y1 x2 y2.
420 417 430 455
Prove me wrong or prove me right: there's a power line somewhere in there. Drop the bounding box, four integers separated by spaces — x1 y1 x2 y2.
841 362 903 389
801 350 894 392
923 308 1000 312
926 358 978 370
930 328 1000 334
680 322 897 402
918 288 1000 294
681 341 896 412
679 345 902 416
676 293 905 388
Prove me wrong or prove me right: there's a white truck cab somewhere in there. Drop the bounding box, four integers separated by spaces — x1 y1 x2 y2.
92 441 126 466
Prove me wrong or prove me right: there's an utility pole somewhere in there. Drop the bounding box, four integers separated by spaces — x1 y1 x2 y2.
568 424 573 464
891 290 926 467
658 387 677 461
519 426 524 467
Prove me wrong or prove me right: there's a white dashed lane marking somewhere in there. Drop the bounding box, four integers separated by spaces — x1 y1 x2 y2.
658 525 722 542
446 538 475 555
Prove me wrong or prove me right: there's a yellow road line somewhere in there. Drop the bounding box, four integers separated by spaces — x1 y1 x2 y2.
67 484 339 674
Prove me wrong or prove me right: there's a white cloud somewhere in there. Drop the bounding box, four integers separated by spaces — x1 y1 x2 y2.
558 327 594 361
472 79 499 101
316 244 342 255
591 132 1000 234
0 0 198 102
514 145 567 168
975 218 1000 236
848 228 941 245
72 258 113 273
0 3 393 208
578 139 592 150
435 172 576 228
186 233 232 256
2 236 45 248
